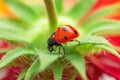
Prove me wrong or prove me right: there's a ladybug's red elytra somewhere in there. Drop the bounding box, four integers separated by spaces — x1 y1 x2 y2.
47 25 79 53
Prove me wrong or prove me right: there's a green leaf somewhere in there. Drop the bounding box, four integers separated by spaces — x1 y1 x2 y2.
65 50 87 80
5 0 38 24
0 18 28 29
84 20 120 35
76 36 119 57
81 3 120 27
79 36 111 46
0 19 26 42
0 48 35 68
76 44 96 55
67 0 95 21
77 35 120 57
0 30 26 42
53 60 64 80
83 20 120 31
25 51 59 80
39 52 59 72
25 59 40 80
20 1 46 17
54 0 63 14
0 19 26 33
93 45 120 58
0 25 18 32
17 69 27 80
26 18 49 46
0 49 10 53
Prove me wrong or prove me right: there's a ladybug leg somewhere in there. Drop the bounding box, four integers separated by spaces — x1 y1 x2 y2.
58 46 61 53
70 40 73 41
74 40 80 45
59 44 65 55
58 46 63 57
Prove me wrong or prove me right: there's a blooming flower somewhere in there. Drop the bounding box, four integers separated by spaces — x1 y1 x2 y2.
0 0 120 80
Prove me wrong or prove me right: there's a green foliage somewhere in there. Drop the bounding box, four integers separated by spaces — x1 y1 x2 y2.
0 18 26 42
0 18 27 29
0 48 36 68
81 3 120 27
25 59 40 80
54 0 63 14
93 45 120 58
5 0 38 24
0 30 26 42
76 36 111 55
67 0 95 21
79 36 111 46
17 69 27 80
38 51 59 72
53 60 64 80
84 20 120 35
0 0 120 80
0 49 10 53
65 50 87 80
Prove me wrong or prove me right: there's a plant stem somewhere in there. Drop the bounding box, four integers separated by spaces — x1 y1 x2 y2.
44 0 58 31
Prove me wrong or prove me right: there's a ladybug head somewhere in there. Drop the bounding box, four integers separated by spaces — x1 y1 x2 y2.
47 37 58 52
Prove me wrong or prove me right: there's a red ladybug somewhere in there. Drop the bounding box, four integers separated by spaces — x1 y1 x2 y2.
47 25 79 53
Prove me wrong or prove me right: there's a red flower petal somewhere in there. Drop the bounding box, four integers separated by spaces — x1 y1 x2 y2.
0 40 11 49
93 0 120 10
86 63 102 80
86 53 120 80
75 74 82 80
0 66 22 80
78 0 120 24
105 35 120 47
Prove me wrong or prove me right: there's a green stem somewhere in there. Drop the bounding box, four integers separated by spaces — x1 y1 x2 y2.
44 0 58 31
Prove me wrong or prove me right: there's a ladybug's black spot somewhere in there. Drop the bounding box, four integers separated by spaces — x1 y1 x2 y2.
62 27 67 32
74 30 78 34
64 36 68 39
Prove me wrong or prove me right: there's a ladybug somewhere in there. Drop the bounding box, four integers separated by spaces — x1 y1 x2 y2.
47 25 79 54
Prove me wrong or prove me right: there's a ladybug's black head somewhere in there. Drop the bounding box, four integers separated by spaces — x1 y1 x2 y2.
47 38 58 52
